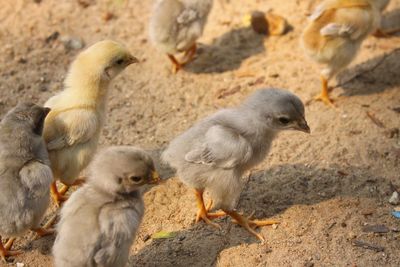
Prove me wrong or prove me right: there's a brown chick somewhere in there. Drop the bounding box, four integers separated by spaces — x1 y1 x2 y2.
43 40 138 206
301 0 381 106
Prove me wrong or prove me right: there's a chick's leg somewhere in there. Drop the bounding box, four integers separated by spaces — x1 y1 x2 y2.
167 54 183 74
58 176 86 195
223 210 279 242
181 44 197 66
194 189 222 229
0 237 22 261
314 75 335 107
50 182 68 206
32 227 55 238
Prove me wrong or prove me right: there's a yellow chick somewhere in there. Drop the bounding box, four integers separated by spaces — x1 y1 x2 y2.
43 40 138 205
301 0 380 106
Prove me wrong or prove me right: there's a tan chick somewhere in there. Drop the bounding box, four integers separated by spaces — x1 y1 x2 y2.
53 146 160 267
301 0 381 106
43 40 138 205
149 0 213 73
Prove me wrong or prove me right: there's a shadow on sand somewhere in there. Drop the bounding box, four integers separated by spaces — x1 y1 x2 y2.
129 162 394 267
184 27 266 74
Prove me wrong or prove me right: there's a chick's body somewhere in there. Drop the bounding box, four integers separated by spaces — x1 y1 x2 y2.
301 0 380 105
149 0 213 72
53 146 158 267
164 109 275 211
43 40 137 204
162 88 310 241
0 103 52 258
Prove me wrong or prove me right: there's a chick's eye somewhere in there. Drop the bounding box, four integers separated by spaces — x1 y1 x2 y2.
130 176 142 183
116 58 124 65
278 117 290 124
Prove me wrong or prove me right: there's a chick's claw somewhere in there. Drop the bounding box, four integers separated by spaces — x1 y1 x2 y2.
50 182 68 206
224 210 277 242
32 227 55 239
194 190 222 229
0 239 21 261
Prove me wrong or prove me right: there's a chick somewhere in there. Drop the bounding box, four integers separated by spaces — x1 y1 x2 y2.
373 0 400 36
0 103 53 260
53 146 160 267
43 40 138 205
162 88 310 241
149 0 213 73
301 0 381 106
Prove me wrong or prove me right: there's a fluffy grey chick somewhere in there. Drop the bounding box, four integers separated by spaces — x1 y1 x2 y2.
162 88 310 241
0 103 53 260
53 146 160 267
149 0 213 73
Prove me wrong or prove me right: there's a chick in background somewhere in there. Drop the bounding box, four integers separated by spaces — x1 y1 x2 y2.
149 0 213 73
301 0 381 106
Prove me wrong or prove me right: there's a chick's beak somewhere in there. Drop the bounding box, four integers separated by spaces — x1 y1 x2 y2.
127 55 139 65
297 119 310 133
149 170 161 184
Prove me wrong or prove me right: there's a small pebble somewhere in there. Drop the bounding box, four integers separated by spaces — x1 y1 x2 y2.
61 36 85 50
389 191 399 205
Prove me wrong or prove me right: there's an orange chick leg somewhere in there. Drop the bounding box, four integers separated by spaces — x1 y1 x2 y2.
0 237 21 261
315 76 335 107
58 176 86 195
223 210 279 242
50 182 68 207
194 189 222 229
32 227 55 239
167 54 183 74
181 43 197 65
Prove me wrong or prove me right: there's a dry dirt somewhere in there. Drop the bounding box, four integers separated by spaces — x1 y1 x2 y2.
0 0 400 266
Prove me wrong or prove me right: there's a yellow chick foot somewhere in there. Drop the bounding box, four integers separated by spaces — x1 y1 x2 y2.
50 182 68 207
32 227 55 239
224 210 278 242
0 238 21 261
194 190 222 229
314 93 336 108
168 54 183 74
195 200 226 222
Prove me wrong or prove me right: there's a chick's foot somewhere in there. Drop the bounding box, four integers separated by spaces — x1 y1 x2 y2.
51 182 68 206
0 238 21 261
194 190 222 229
315 76 335 107
223 210 279 242
32 227 55 238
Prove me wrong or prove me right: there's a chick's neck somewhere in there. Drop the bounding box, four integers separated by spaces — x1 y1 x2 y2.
64 67 111 110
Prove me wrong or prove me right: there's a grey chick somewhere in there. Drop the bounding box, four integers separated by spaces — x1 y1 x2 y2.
0 103 53 260
53 146 160 267
149 0 213 73
162 88 310 241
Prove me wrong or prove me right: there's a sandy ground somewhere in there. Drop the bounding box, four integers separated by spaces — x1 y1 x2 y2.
0 0 400 266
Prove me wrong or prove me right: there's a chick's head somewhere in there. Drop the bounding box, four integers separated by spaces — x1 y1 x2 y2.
72 40 138 82
2 103 51 135
243 88 310 133
89 146 159 196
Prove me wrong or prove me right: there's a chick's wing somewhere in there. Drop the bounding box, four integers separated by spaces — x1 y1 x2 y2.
20 159 53 197
93 204 140 266
312 1 374 40
44 109 98 151
185 125 253 169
